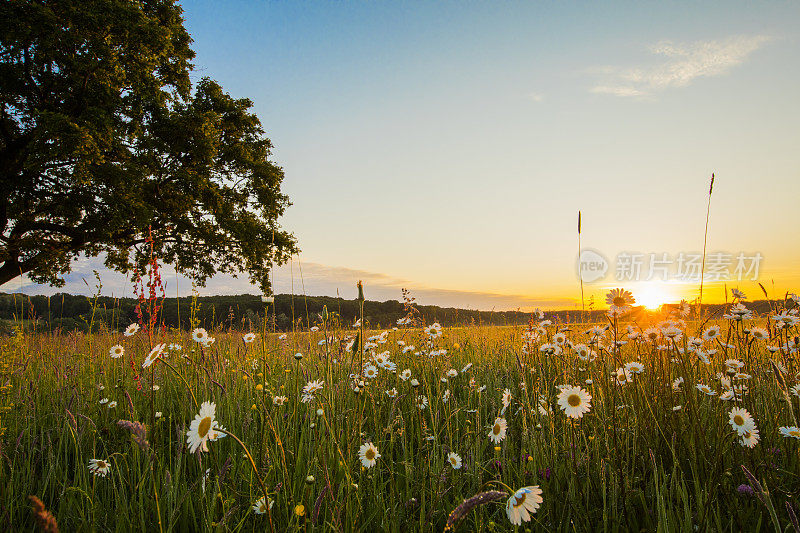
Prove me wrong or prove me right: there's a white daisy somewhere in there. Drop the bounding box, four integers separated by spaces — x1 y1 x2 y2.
488 417 507 443
142 343 166 369
739 428 760 448
447 451 462 470
124 324 140 337
358 442 380 468
506 486 544 526
416 395 428 410
779 426 800 439
186 401 218 453
303 380 325 395
557 386 592 419
363 365 378 380
88 458 111 477
109 345 124 358
243 333 257 344
729 407 755 436
253 496 274 514
191 328 209 343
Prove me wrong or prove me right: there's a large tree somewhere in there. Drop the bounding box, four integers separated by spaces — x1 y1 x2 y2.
0 0 296 292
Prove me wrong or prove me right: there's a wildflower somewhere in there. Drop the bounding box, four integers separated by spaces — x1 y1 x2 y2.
696 383 716 396
643 327 660 342
294 504 305 517
739 428 760 448
737 484 754 496
731 288 746 300
400 369 411 381
749 328 769 341
358 442 380 468
447 451 462 469
557 386 592 419
107 401 118 409
488 417 508 443
501 388 512 413
779 426 800 439
191 328 209 343
424 323 443 338
461 362 473 373
109 345 124 358
363 365 378 380
124 324 140 337
416 395 428 410
612 367 632 385
672 377 684 391
385 388 397 398
88 458 111 477
703 325 721 341
142 343 166 368
624 361 645 375
243 333 257 344
273 395 288 405
719 390 735 401
99 398 109 405
505 486 543 526
447 368 458 378
186 401 219 453
303 380 324 395
253 496 274 514
791 384 800 398
729 407 755 436
442 389 451 403
606 288 635 313
672 405 682 411
410 378 420 387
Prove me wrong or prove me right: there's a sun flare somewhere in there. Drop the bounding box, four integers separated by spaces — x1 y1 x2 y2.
635 284 676 310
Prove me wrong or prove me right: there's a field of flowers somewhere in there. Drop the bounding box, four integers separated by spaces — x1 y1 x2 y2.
1 288 800 531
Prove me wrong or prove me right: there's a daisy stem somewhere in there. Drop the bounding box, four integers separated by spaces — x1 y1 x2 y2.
214 427 274 533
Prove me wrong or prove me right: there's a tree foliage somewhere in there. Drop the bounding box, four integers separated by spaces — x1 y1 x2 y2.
0 0 296 291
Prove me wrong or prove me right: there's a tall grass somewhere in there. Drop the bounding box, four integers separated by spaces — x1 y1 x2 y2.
1 294 799 531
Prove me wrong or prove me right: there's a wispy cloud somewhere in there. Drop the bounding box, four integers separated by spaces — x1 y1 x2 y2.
527 91 544 102
3 255 575 311
590 35 772 97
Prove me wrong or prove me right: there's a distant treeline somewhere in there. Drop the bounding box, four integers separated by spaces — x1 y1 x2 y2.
0 292 785 333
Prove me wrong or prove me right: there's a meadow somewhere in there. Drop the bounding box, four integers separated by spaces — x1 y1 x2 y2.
1 289 799 532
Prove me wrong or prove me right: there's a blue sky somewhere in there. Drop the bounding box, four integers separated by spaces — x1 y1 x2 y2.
10 1 800 309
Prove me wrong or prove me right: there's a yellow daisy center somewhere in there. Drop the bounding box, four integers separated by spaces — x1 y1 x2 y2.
493 423 501 435
198 416 212 438
450 457 457 464
365 448 375 460
733 415 744 426
613 297 626 306
790 430 800 437
97 460 106 468
513 493 527 508
568 394 581 407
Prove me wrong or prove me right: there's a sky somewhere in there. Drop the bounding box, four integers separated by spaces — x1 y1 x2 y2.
7 1 800 310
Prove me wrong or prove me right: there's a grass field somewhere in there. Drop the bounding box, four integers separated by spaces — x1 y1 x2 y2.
1 293 799 531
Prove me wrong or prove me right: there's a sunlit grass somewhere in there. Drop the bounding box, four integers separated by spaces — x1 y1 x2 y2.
1 293 799 531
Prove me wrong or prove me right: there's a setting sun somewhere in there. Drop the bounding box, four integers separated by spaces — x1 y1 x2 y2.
632 283 677 310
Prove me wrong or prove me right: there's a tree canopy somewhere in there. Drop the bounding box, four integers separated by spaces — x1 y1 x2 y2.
0 0 296 291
